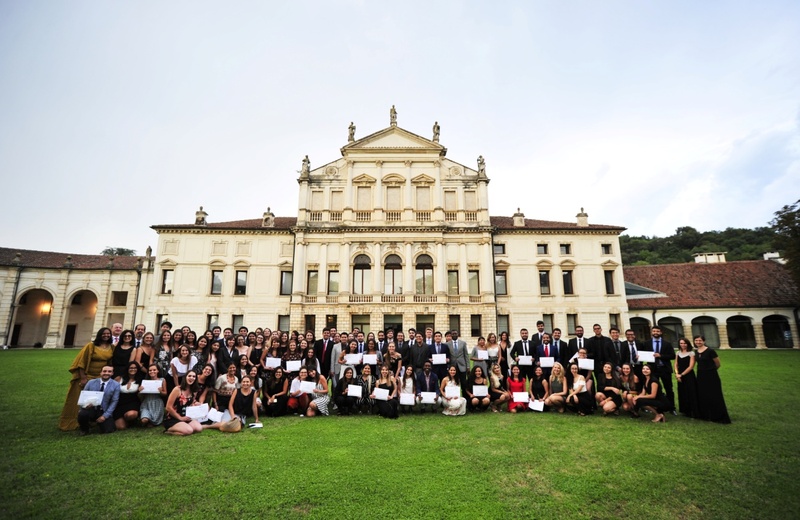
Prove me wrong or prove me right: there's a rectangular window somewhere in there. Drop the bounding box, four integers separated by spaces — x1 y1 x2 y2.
609 313 620 330
327 271 339 295
604 270 615 295
235 271 247 295
330 191 344 211
601 243 612 255
161 270 174 294
543 314 554 334
496 314 509 336
470 315 482 338
537 244 548 255
210 270 223 295
468 270 480 296
464 191 477 211
567 314 578 335
447 270 459 295
280 272 293 295
232 314 244 332
356 186 371 211
560 244 571 255
305 315 316 334
278 315 290 331
352 314 370 335
111 291 128 306
495 270 507 295
415 267 433 294
307 270 319 295
353 267 371 295
326 314 338 329
310 191 323 211
206 314 219 331
416 186 431 210
386 186 401 211
384 267 402 294
444 190 457 211
539 270 551 295
493 243 506 255
562 270 574 295
449 315 461 335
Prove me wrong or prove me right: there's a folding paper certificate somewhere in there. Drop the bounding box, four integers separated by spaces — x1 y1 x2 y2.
345 353 363 365
207 409 224 423
445 386 460 399
286 360 302 372
140 380 162 394
539 356 555 368
373 388 390 401
185 403 209 421
247 422 263 429
518 355 533 366
420 391 437 404
265 357 282 368
529 400 545 412
578 358 595 371
299 381 316 394
362 354 378 365
477 350 489 360
399 393 416 406
472 385 488 397
77 390 104 407
432 353 447 365
513 392 529 403
347 384 362 398
637 351 656 363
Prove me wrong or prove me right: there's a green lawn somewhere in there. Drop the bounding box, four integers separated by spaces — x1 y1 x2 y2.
1 349 799 519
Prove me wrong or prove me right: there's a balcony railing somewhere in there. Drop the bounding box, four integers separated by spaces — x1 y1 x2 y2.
355 212 371 222
381 294 406 303
303 295 317 303
444 211 457 221
416 211 431 222
308 212 322 222
326 295 339 303
413 294 437 303
330 212 342 222
465 212 478 222
385 211 401 222
469 295 482 303
349 295 373 303
448 295 460 303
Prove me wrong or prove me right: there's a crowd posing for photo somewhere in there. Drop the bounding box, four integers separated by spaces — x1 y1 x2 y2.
58 320 731 436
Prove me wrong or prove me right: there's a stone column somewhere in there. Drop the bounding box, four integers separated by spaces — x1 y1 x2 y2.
344 161 354 221
372 242 381 296
753 322 767 349
340 242 351 297
292 239 306 298
436 241 446 294
319 243 328 297
374 161 383 220
404 242 414 295
404 161 413 220
458 243 468 297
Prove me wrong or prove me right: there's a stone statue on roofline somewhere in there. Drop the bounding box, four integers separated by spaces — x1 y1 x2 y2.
432 121 440 142
390 105 397 126
195 206 208 226
348 122 355 142
301 155 310 177
477 156 486 176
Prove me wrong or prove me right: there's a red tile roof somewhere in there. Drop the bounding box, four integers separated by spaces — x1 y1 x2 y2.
0 247 143 270
491 216 625 231
624 261 799 309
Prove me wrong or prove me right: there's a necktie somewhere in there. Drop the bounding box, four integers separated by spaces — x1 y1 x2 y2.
614 341 620 358
545 345 549 357
523 341 528 356
655 340 660 354
136 340 141 347
100 382 105 391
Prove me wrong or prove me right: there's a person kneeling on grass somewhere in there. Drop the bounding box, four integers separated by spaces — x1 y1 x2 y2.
163 370 203 435
306 368 331 417
77 364 120 435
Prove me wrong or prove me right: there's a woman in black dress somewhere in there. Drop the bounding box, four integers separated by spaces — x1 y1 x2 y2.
566 363 593 416
595 362 623 416
466 365 491 412
674 338 699 418
111 330 137 379
133 332 156 376
113 362 142 430
528 366 550 408
228 374 259 426
633 364 669 423
373 365 399 419
498 331 511 377
263 367 289 417
335 367 359 415
694 335 731 424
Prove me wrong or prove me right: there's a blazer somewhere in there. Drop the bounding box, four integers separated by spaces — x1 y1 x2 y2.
428 342 450 360
510 339 535 361
83 378 121 420
587 335 614 367
619 341 640 366
563 337 587 366
447 339 469 372
314 338 334 377
642 338 675 373
536 342 559 362
416 371 440 396
551 340 567 363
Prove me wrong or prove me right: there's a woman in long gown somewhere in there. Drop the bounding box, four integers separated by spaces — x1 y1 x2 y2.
58 328 115 431
694 335 731 424
441 366 467 416
674 338 699 418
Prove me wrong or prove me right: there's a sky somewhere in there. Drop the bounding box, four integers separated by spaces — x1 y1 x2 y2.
1 1 798 256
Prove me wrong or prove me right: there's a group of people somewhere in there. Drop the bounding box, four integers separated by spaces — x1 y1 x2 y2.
58 320 731 435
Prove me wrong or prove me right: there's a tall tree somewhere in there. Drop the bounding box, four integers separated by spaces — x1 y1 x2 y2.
101 247 136 256
770 199 800 288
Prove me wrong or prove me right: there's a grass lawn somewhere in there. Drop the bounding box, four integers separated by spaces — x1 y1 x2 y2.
1 349 799 519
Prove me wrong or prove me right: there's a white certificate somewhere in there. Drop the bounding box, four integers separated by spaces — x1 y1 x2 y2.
432 353 447 365
518 355 533 366
185 403 209 421
539 356 555 368
528 400 545 412
569 352 578 363
362 354 378 365
373 388 390 401
347 384 362 398
207 408 224 423
265 357 282 368
345 353 363 365
445 386 460 399
637 351 656 363
513 392 530 403
420 391 437 404
477 350 489 360
77 390 104 407
286 360 302 372
578 358 595 371
472 385 488 397
399 393 416 406
299 381 316 394
140 380 162 394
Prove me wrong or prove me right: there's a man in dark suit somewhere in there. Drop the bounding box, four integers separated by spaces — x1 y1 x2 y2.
376 330 387 352
532 321 546 345
428 331 450 380
562 325 587 367
642 325 676 413
77 365 120 435
588 324 614 382
607 327 623 370
621 329 643 376
551 328 568 367
416 361 441 413
314 328 334 381
535 332 558 379
510 328 535 380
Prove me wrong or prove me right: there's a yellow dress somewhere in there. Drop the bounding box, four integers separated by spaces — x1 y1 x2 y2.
57 342 115 431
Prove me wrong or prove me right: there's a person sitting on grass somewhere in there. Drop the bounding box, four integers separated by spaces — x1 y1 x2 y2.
544 362 567 413
77 364 120 436
163 370 203 435
113 362 142 430
139 364 166 427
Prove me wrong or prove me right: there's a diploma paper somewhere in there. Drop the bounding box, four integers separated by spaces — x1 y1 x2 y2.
207 409 224 423
637 351 656 363
345 353 363 365
518 355 533 366
539 356 555 368
77 391 104 407
347 384 362 398
185 403 209 421
513 392 530 403
472 385 488 397
248 422 263 429
420 391 437 404
445 386 460 399
432 353 447 365
529 400 545 412
265 357 282 368
362 354 378 365
477 350 489 360
140 380 162 394
578 358 595 371
299 381 316 394
373 388 390 401
286 360 302 372
399 393 416 406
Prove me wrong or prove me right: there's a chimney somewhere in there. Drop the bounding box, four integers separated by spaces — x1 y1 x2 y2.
693 252 727 264
512 208 525 227
262 207 275 228
576 207 588 227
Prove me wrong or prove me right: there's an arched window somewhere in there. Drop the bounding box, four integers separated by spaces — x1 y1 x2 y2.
727 316 755 348
415 254 434 295
763 315 793 348
352 254 372 295
384 254 402 295
657 317 684 345
691 317 720 348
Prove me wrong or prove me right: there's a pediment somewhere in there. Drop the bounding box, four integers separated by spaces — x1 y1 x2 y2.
352 174 377 184
495 260 511 268
411 173 436 185
342 126 446 155
382 173 406 184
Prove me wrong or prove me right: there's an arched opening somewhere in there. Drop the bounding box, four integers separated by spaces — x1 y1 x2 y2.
629 317 651 343
763 315 793 348
691 317 720 348
657 317 685 345
64 290 98 347
383 254 402 295
726 316 756 348
414 254 434 295
10 289 54 347
352 254 372 295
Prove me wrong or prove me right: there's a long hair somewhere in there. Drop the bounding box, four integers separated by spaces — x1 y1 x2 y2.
180 370 199 393
120 362 143 385
93 328 112 346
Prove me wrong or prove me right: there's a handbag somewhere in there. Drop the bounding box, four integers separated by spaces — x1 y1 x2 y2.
219 417 242 433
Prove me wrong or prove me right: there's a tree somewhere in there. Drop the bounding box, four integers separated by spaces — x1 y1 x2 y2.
770 199 800 289
101 247 136 256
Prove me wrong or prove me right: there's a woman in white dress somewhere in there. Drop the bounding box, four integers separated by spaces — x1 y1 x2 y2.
440 365 467 416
